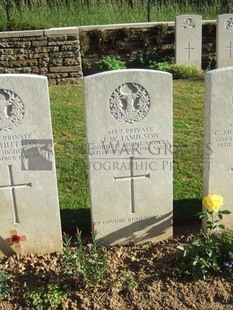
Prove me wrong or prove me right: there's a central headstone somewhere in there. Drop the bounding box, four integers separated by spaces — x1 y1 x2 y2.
203 67 233 230
0 74 62 256
175 15 202 68
84 69 173 245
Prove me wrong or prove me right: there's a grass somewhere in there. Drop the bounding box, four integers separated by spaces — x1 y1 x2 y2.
0 0 233 30
49 79 205 233
50 85 90 233
173 80 204 221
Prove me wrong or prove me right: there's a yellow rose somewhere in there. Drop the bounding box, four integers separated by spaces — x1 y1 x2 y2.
202 194 223 212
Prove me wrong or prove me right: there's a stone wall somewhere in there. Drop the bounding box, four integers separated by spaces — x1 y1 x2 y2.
0 21 216 84
0 27 83 85
80 21 216 75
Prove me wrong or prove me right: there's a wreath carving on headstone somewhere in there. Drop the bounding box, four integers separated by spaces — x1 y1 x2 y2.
0 89 25 131
109 83 150 124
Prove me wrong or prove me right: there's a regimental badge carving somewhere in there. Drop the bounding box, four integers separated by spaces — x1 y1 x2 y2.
183 18 195 29
109 83 150 124
225 18 233 31
0 89 25 131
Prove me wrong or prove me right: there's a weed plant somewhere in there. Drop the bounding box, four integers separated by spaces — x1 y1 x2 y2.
97 54 204 79
158 63 204 79
24 282 68 310
135 52 204 79
0 270 9 298
98 56 126 71
168 64 204 79
61 232 107 285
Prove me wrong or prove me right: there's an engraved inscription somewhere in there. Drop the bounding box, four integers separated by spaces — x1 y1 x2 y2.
109 83 150 124
183 18 195 29
225 18 233 31
0 89 25 131
113 157 150 214
0 165 32 224
87 125 172 158
94 214 162 226
215 126 233 147
0 133 32 162
184 42 195 60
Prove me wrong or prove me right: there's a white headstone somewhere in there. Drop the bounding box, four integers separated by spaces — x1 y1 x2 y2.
175 15 202 68
203 67 233 230
84 69 173 245
216 14 233 68
0 74 62 256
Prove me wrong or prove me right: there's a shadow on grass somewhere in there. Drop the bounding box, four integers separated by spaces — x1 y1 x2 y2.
60 208 91 235
174 198 202 223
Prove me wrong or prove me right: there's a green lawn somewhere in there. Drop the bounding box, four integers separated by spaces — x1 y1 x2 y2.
49 79 205 234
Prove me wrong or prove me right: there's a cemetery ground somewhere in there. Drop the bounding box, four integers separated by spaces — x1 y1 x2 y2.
0 79 232 309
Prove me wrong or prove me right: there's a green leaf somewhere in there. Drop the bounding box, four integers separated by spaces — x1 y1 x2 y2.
196 211 205 216
218 224 225 229
197 213 207 219
221 210 231 215
191 240 200 246
177 245 185 251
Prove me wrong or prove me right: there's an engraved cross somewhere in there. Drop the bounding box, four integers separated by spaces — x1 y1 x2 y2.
226 41 233 58
184 42 194 60
0 165 32 224
113 157 150 214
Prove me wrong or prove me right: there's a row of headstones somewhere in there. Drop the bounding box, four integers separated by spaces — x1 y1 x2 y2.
176 14 233 68
0 68 232 256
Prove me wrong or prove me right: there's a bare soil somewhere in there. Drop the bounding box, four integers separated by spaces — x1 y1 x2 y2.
0 221 232 310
